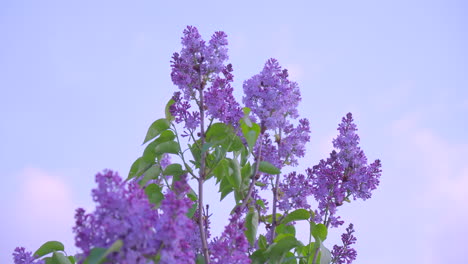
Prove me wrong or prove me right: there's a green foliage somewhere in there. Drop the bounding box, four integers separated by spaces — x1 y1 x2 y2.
34 241 64 258
83 240 123 264
145 183 164 207
258 161 281 175
282 209 311 225
245 208 259 246
142 118 170 145
312 223 328 242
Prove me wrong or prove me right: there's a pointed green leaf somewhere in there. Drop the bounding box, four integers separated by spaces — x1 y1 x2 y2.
282 209 310 225
128 157 154 180
258 161 281 175
154 141 180 155
53 252 72 264
229 158 242 189
143 118 170 144
206 123 231 143
34 241 64 258
312 223 328 242
163 163 185 176
83 240 123 264
258 235 267 250
145 183 164 207
187 202 197 218
266 236 302 261
195 254 206 264
245 209 259 246
138 166 161 187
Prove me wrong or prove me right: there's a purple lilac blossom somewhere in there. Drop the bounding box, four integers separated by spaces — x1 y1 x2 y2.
73 170 160 263
243 58 301 131
331 223 357 264
278 172 312 211
308 113 382 227
278 118 311 166
245 59 310 187
332 113 381 200
204 64 243 126
171 26 241 129
12 247 45 264
209 208 251 264
157 175 196 264
170 91 200 131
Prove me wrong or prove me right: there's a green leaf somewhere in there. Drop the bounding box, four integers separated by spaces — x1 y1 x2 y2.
241 120 260 151
145 183 164 207
154 141 180 155
266 236 302 262
68 256 76 264
195 254 206 264
201 142 215 153
282 209 310 225
163 163 185 176
154 130 176 144
143 118 170 145
34 241 64 258
245 209 259 246
213 158 228 183
265 213 282 223
187 202 197 218
312 223 328 242
219 177 233 201
165 98 175 121
206 123 231 143
128 157 154 180
83 240 123 264
258 235 267 250
138 166 161 187
275 224 296 236
229 158 242 189
189 142 202 165
53 252 72 264
258 161 281 175
250 249 267 264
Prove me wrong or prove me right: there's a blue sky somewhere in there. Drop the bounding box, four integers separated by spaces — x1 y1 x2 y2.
1 0 467 263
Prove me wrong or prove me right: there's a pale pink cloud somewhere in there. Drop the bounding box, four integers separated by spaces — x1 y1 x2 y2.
13 168 77 253
390 114 468 263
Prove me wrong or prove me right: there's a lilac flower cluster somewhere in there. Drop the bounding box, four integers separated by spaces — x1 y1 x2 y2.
170 26 242 129
73 170 195 263
12 247 44 264
308 113 381 227
156 176 196 264
243 58 301 130
204 64 243 126
278 172 312 211
170 91 200 131
209 208 251 264
332 113 381 200
331 224 357 264
245 59 310 187
73 170 160 263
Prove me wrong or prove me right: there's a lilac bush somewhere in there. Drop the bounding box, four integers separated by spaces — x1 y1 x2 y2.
13 26 382 264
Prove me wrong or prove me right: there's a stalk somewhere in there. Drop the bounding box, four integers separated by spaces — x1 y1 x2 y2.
197 74 210 263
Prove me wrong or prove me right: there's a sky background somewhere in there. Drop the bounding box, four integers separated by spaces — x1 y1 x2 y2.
1 0 467 263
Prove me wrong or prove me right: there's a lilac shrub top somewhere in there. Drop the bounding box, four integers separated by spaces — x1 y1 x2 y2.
13 26 382 264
